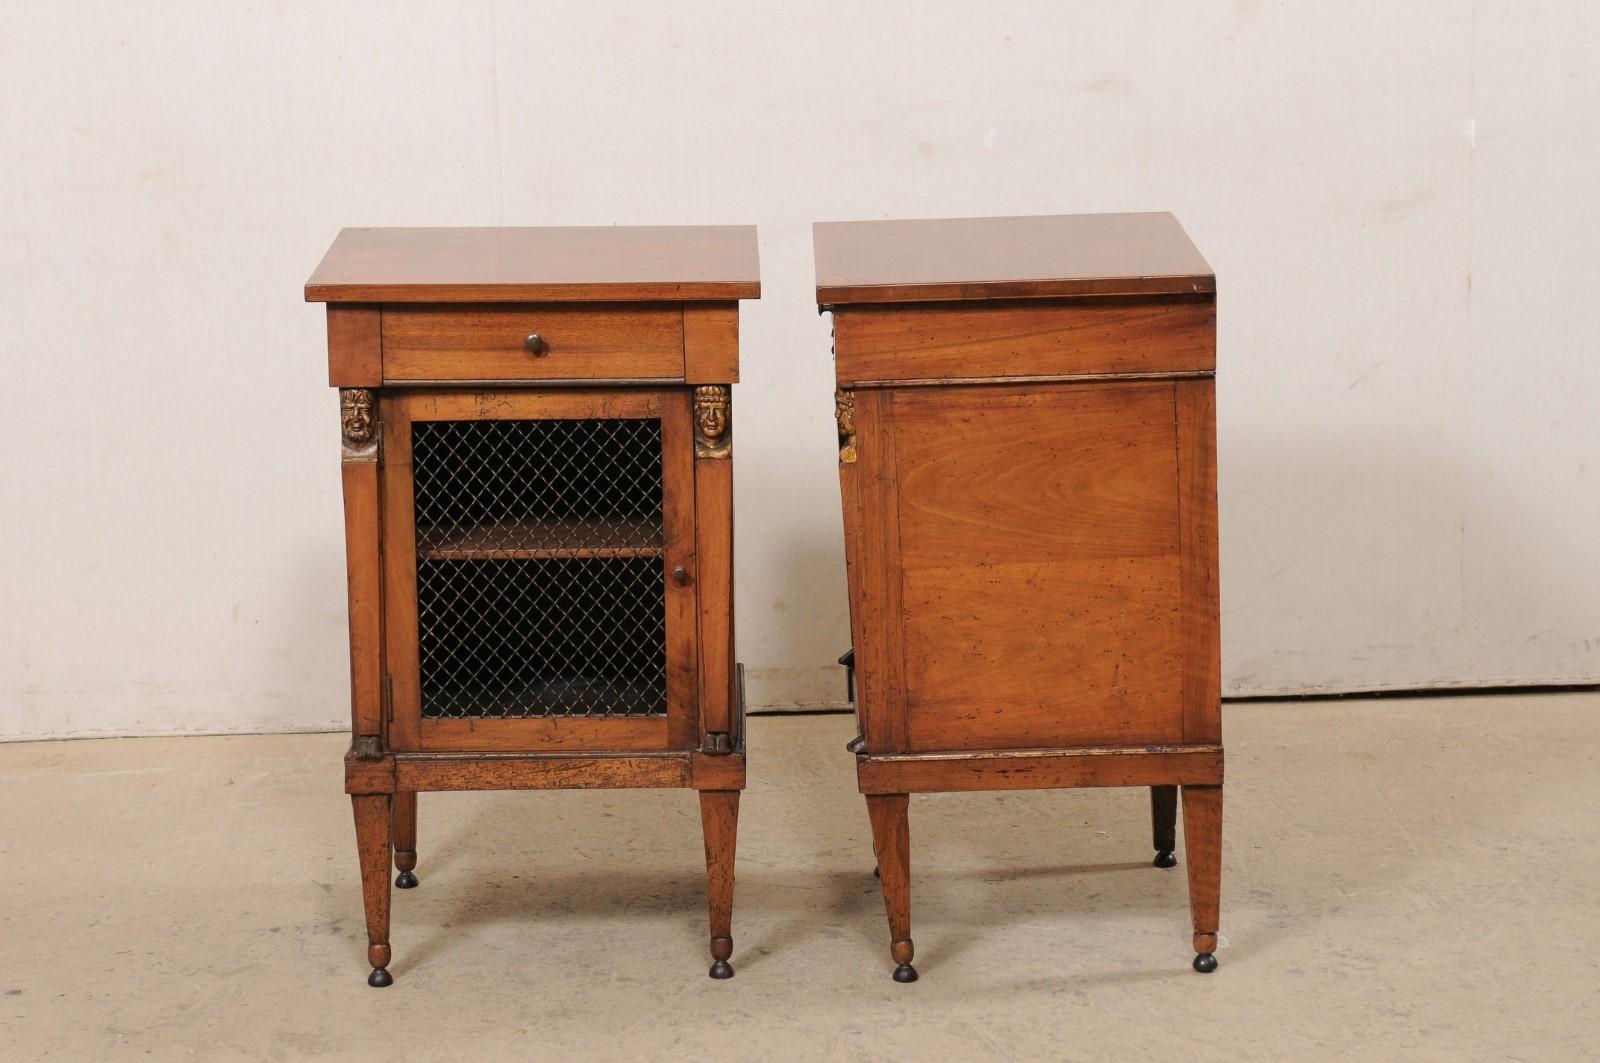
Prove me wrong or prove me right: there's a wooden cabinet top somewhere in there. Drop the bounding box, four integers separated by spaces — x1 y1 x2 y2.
813 212 1212 305
306 225 760 304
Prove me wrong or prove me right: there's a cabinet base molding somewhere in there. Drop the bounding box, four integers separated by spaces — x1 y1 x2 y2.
344 748 747 794
855 745 1222 794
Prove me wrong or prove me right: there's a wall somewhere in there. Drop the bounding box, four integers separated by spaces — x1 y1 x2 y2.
2 1 1596 739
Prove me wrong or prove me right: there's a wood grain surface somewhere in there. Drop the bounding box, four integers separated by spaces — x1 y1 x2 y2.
698 791 740 965
307 225 760 303
888 382 1185 751
815 212 1213 305
866 793 915 969
856 746 1223 794
381 303 684 383
326 305 381 386
832 297 1214 385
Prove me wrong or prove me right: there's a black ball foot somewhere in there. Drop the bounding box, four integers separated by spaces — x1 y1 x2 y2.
395 870 418 889
1193 953 1217 974
367 967 393 988
709 960 734 980
1153 849 1177 869
893 963 919 983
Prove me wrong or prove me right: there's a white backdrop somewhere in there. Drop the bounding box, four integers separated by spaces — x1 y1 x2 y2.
2 1 1596 739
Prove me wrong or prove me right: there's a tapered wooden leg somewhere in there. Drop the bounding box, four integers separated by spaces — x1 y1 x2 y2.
1151 785 1178 867
866 793 916 983
698 790 740 979
392 791 418 889
351 794 394 986
1181 784 1222 973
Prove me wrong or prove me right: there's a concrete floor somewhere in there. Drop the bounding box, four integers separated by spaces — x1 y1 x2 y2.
2 693 1597 1061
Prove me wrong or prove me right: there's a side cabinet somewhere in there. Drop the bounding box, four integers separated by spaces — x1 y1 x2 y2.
308 226 759 986
816 213 1223 982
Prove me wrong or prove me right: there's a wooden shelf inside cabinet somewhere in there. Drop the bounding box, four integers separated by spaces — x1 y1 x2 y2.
310 224 755 990
416 518 664 561
816 212 1223 984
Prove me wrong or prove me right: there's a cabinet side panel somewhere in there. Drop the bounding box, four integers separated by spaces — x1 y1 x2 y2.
1178 378 1221 743
852 390 908 752
893 382 1185 751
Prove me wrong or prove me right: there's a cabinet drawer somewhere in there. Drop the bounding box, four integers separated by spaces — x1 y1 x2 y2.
832 297 1214 385
382 303 685 383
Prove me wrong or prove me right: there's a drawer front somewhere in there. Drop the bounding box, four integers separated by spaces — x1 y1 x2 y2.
382 303 685 382
832 297 1213 385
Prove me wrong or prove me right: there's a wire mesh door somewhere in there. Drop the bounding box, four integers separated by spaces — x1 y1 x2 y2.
382 390 698 752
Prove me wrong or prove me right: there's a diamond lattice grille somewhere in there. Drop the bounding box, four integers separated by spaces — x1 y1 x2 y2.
411 418 667 718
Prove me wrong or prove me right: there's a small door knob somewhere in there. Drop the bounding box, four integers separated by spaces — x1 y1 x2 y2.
524 333 547 356
672 565 691 586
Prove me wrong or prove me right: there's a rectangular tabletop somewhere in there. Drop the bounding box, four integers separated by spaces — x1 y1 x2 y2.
814 212 1213 305
307 225 761 303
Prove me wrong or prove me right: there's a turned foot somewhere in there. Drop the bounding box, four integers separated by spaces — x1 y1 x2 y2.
368 967 393 987
394 838 418 889
1193 952 1218 974
708 934 734 980
1153 849 1177 868
888 938 916 983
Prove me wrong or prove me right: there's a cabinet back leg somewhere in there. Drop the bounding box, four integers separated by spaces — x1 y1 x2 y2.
1151 785 1178 867
351 793 394 986
866 793 917 983
698 790 740 979
392 791 419 888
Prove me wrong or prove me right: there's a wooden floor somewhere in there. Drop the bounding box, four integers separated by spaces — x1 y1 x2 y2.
2 694 1596 1061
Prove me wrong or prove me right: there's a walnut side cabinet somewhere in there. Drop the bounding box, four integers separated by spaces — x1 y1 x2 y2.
306 225 759 986
816 213 1223 981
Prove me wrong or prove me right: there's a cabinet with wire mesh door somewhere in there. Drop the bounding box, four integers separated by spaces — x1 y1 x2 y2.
307 225 759 988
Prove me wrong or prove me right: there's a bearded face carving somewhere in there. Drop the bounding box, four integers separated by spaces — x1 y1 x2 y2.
694 386 731 458
835 390 857 464
340 389 375 445
340 389 376 460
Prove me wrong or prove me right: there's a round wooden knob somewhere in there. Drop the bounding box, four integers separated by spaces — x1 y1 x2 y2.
524 333 547 356
672 565 691 586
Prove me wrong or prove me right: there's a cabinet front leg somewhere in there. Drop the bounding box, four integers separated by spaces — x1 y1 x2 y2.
351 794 394 987
698 790 740 979
866 793 916 983
1181 784 1222 973
1151 785 1178 868
392 791 418 889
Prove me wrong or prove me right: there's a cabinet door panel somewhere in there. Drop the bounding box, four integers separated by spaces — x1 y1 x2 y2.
381 389 698 752
887 382 1185 751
